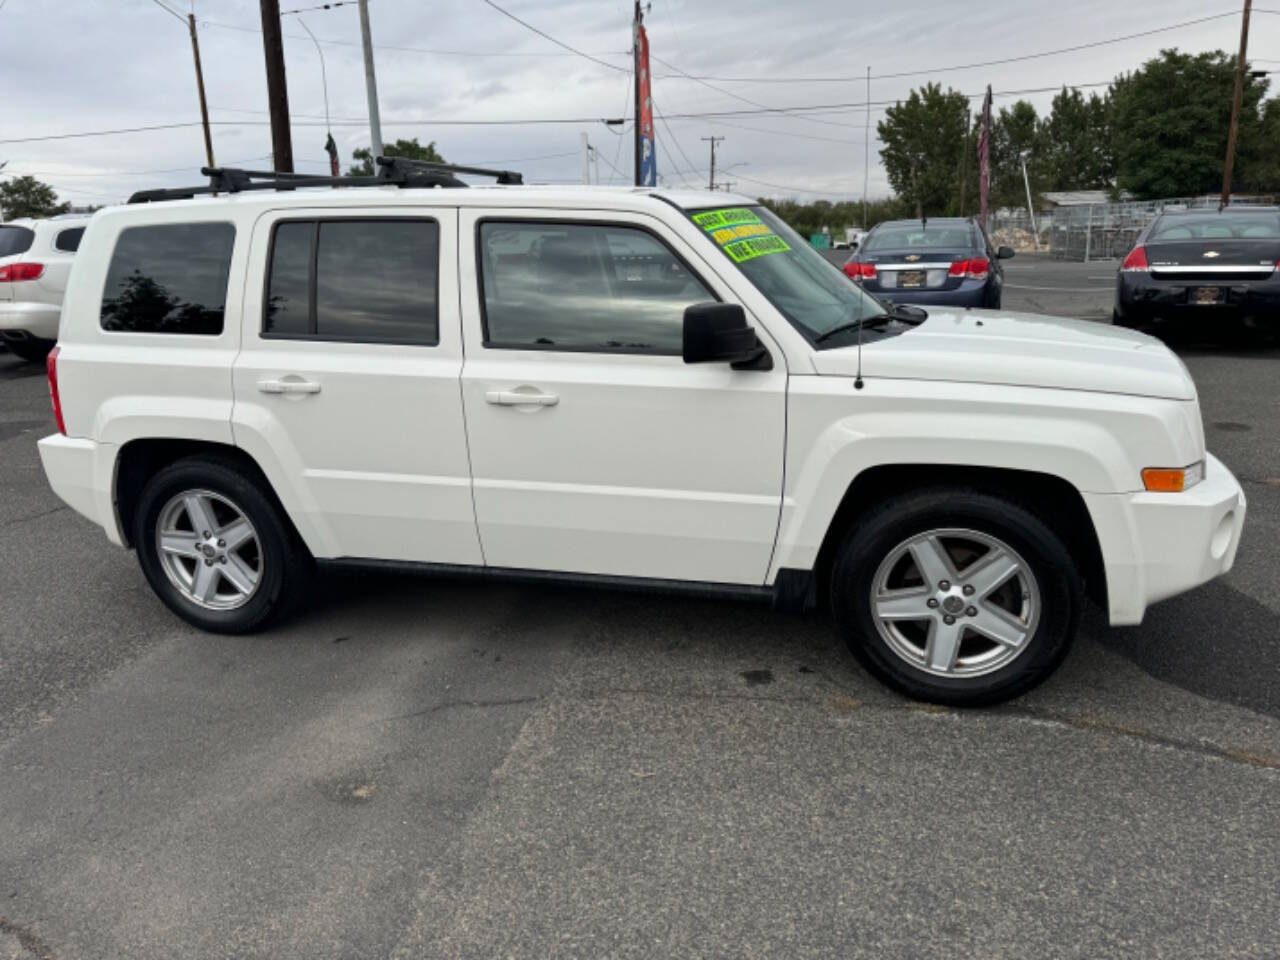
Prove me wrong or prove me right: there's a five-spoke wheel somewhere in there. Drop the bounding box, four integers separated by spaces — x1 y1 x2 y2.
155 490 263 611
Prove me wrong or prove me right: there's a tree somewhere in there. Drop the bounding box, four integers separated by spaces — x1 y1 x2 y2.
1036 87 1114 192
877 83 971 217
0 176 70 220
1239 95 1280 193
1110 49 1268 199
347 137 446 176
989 100 1043 210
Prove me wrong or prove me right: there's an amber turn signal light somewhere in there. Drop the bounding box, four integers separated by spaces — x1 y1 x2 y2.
1142 461 1205 493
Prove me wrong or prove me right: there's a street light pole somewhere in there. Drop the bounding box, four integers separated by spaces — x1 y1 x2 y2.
357 0 384 160
1221 0 1253 208
1020 150 1040 251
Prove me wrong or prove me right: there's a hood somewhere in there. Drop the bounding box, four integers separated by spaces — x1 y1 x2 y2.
812 308 1196 401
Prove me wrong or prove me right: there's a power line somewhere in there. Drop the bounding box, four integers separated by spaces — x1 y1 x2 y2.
732 173 861 197
280 1 357 14
147 0 187 24
477 0 627 73
0 80 1118 145
650 10 1243 84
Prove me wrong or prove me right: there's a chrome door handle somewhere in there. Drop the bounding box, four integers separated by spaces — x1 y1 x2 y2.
257 377 322 395
485 389 559 407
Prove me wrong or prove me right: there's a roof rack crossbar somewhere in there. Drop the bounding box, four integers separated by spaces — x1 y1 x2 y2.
127 157 523 204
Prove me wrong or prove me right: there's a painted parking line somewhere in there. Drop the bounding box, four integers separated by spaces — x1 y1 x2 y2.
1004 284 1115 292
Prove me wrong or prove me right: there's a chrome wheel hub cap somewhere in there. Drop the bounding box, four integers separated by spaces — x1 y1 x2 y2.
156 490 263 611
870 528 1040 678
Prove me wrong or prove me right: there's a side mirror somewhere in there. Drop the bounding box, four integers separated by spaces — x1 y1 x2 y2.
683 302 772 370
849 241 859 252
997 245 1016 260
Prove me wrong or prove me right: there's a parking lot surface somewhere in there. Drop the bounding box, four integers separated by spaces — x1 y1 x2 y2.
2 260 1278 959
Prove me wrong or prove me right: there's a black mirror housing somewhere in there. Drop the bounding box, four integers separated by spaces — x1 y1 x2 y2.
997 245 1016 260
682 302 771 369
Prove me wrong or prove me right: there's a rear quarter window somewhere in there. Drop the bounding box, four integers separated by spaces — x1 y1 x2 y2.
0 226 35 258
54 227 85 253
100 222 235 335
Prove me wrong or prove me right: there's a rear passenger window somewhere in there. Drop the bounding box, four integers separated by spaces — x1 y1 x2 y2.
263 219 439 344
55 227 85 253
478 221 714 353
100 223 235 335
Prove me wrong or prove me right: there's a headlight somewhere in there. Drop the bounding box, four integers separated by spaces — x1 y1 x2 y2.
1142 460 1205 493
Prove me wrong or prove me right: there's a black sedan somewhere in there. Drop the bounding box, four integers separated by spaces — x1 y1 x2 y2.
1114 206 1280 334
843 217 1014 309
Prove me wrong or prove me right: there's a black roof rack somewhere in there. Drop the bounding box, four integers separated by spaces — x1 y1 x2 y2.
127 156 523 204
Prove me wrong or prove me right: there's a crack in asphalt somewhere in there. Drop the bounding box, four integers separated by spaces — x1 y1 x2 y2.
375 695 543 724
0 505 68 531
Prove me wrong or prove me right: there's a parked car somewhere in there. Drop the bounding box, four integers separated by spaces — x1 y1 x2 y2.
1114 206 1280 336
843 217 1013 308
37 162 1244 706
0 214 90 361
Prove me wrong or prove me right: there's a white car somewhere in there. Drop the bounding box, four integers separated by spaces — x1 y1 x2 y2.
0 214 90 361
36 162 1246 705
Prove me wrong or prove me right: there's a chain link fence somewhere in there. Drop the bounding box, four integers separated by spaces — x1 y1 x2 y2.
989 195 1278 262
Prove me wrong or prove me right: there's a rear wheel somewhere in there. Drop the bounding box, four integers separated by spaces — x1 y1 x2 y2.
6 337 54 362
829 488 1080 706
133 456 312 633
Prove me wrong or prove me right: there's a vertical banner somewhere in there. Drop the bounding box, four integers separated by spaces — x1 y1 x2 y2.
977 85 992 228
636 23 657 187
324 133 340 177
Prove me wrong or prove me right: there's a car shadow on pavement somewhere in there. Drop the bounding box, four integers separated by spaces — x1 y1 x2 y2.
1096 580 1280 718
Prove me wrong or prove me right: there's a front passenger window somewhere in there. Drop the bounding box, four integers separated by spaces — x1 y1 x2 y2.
479 221 714 354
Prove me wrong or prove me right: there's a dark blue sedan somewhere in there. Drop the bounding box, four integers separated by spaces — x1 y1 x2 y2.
843 217 1014 309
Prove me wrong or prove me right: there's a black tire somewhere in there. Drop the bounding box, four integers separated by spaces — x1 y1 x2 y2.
132 455 313 633
829 487 1080 707
7 337 54 362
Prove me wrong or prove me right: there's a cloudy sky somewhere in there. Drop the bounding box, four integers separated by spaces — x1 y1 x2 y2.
0 0 1273 208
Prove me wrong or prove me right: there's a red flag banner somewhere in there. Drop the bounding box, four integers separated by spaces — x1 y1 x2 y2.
977 85 992 227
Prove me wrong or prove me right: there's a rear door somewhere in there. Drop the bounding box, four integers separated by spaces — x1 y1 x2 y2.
457 208 786 585
232 206 482 564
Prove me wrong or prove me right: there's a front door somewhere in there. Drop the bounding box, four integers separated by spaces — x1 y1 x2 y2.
233 207 482 564
458 209 786 585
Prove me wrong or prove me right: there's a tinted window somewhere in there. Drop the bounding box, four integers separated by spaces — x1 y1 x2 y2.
1151 213 1280 241
0 226 34 258
101 223 235 335
54 227 85 252
479 221 714 353
863 223 974 251
264 221 312 336
263 219 439 344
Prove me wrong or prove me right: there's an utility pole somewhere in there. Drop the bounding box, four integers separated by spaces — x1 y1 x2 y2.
701 135 724 190
358 0 384 161
187 15 216 170
1221 0 1253 208
581 132 591 184
259 0 293 172
957 108 970 216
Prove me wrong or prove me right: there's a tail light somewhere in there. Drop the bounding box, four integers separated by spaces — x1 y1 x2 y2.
843 261 877 280
47 346 66 435
948 258 991 280
0 262 45 282
1122 245 1149 272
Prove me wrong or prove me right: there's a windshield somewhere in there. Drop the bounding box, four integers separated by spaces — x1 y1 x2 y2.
863 223 974 250
1151 213 1280 241
687 204 893 346
0 226 35 259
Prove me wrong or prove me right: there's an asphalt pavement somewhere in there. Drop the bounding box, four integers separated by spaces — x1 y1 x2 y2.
1 263 1278 959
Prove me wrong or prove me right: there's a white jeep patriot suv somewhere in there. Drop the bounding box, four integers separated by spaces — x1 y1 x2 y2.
37 160 1246 705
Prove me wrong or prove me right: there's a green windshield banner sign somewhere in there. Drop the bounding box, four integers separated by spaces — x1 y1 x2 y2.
693 207 791 263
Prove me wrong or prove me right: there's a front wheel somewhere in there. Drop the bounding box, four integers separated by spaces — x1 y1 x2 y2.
830 489 1080 706
133 456 312 633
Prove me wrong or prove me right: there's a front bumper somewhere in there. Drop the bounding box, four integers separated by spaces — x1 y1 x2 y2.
0 301 61 341
37 434 125 546
1084 453 1246 626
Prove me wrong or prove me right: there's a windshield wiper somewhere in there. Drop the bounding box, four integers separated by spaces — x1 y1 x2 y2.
814 304 927 343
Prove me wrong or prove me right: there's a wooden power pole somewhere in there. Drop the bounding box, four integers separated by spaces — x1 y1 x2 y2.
259 0 294 173
701 135 723 190
1221 0 1253 208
